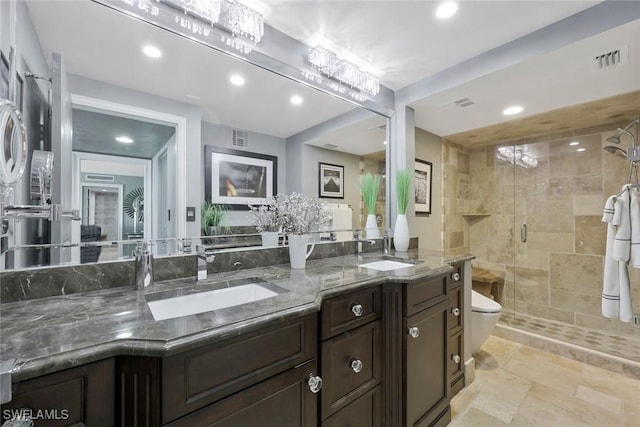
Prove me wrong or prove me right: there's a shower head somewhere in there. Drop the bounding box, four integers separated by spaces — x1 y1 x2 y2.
606 135 621 144
603 145 628 159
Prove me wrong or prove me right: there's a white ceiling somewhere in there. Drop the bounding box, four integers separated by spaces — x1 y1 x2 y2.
24 0 635 146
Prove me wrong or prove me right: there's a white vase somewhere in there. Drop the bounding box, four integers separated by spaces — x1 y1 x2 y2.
288 234 316 269
261 231 280 247
365 214 380 239
394 214 410 252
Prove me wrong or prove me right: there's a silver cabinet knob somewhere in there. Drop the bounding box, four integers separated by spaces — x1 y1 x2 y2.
351 303 364 317
451 272 461 281
350 358 363 373
408 326 420 338
306 374 323 393
451 307 460 317
452 354 461 364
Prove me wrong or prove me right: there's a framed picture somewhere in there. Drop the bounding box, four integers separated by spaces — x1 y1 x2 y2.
204 146 277 210
415 159 432 214
318 162 344 198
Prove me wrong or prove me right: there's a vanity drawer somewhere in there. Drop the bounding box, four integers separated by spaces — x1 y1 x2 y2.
448 284 464 335
162 314 317 424
448 331 464 381
322 385 383 427
448 263 464 287
321 320 382 418
322 286 381 340
404 275 447 316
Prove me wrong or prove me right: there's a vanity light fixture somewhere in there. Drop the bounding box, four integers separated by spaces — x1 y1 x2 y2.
178 0 221 25
142 45 162 58
290 95 303 105
502 105 524 116
569 141 580 146
230 74 245 86
435 2 458 19
115 136 134 144
220 0 265 54
496 146 538 168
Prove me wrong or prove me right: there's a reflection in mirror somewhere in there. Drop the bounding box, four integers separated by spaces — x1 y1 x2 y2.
1 0 388 270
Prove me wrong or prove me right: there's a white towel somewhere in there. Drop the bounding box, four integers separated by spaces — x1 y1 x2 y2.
630 188 640 267
602 195 620 319
613 186 631 262
619 262 633 322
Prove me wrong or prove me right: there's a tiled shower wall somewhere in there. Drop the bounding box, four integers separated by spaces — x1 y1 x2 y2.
443 121 640 340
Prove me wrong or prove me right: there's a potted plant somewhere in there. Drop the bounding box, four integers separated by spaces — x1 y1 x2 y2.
275 193 330 268
248 197 282 247
360 173 382 238
394 169 412 252
201 201 227 237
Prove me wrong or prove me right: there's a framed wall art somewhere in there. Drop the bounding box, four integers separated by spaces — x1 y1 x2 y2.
204 146 277 210
415 158 432 214
318 162 344 198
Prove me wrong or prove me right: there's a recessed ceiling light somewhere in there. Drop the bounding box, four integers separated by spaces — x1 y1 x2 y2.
116 332 133 339
115 136 134 144
435 2 458 19
142 45 162 58
502 105 524 116
569 141 580 146
383 140 387 145
577 148 586 152
230 74 245 86
290 95 303 105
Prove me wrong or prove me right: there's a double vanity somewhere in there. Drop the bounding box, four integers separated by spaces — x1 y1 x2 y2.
0 250 472 426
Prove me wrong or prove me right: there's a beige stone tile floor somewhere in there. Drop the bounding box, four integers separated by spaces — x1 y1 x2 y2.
450 335 640 427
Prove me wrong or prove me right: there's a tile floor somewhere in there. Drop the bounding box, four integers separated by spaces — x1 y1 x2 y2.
449 335 640 427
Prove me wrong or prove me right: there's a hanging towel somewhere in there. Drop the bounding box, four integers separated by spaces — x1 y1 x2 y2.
630 188 640 268
602 195 620 319
619 262 633 322
613 185 631 262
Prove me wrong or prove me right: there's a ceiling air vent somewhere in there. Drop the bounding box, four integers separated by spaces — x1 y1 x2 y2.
324 143 338 149
85 174 115 182
453 97 475 108
593 46 627 70
232 129 248 147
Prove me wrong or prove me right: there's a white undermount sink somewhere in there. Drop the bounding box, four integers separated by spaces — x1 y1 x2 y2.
147 283 280 321
358 260 415 271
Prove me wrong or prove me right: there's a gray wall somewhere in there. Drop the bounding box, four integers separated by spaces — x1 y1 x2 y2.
415 127 443 251
68 75 202 237
201 120 287 226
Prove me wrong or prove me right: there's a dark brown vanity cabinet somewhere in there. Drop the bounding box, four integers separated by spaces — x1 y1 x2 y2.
447 263 465 397
1 358 115 427
320 286 383 426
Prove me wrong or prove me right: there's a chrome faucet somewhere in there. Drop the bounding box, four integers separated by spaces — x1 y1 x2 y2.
353 229 376 255
383 229 392 255
133 241 154 290
197 245 216 280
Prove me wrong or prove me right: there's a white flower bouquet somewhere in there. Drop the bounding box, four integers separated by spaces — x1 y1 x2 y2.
275 192 330 235
248 196 281 232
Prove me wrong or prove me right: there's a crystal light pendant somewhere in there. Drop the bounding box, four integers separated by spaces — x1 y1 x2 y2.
308 45 380 97
179 0 221 24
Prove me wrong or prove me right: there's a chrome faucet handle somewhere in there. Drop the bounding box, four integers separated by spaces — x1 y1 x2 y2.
196 244 216 280
134 241 154 290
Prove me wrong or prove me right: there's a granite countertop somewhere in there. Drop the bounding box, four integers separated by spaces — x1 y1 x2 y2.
0 249 473 381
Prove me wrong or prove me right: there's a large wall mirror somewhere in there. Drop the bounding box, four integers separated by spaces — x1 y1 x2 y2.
1 0 388 270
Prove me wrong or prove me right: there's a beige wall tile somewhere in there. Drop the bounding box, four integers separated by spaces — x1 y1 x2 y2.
506 267 550 305
549 134 603 178
527 250 550 270
527 232 574 252
575 216 606 255
574 195 606 216
550 290 601 316
527 196 573 233
526 303 575 323
550 253 603 296
571 174 602 195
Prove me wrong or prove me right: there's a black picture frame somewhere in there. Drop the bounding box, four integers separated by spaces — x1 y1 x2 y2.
0 52 9 100
318 162 344 198
415 158 432 214
204 146 277 210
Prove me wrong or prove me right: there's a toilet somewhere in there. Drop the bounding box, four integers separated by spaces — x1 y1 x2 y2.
471 290 502 354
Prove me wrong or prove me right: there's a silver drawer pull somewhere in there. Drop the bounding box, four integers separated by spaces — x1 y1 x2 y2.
451 354 461 364
350 358 363 373
408 326 420 338
451 272 460 281
451 307 460 317
351 303 364 317
306 374 323 393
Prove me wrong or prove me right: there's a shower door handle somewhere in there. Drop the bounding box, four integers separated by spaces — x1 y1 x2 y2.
521 223 527 243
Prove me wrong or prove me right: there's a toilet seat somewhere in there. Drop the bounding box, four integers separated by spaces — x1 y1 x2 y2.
471 290 501 313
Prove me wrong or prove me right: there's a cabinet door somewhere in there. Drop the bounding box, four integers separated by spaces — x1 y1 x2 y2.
165 360 318 427
404 299 449 427
322 385 383 427
0 359 114 427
